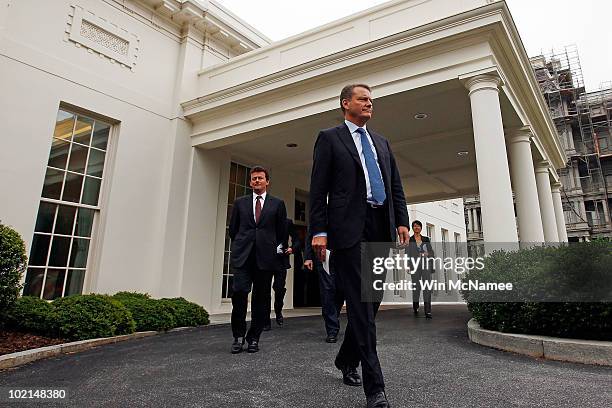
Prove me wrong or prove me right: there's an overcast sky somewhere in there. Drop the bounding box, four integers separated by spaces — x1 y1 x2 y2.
215 0 611 92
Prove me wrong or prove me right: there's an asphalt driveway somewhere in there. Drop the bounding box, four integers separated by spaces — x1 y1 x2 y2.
1 305 610 407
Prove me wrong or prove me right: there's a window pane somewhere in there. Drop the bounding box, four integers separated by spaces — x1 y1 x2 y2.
69 238 90 268
82 177 101 206
54 110 75 140
48 236 71 267
75 208 94 237
23 268 45 297
73 116 94 145
55 205 77 235
91 121 110 150
29 234 51 266
65 269 85 296
42 168 64 200
228 182 236 203
42 269 66 300
34 202 56 233
87 148 105 177
237 165 247 186
62 173 84 203
230 162 237 183
68 143 88 174
48 138 70 169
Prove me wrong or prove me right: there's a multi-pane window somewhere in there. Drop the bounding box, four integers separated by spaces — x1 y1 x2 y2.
23 108 111 299
222 162 252 300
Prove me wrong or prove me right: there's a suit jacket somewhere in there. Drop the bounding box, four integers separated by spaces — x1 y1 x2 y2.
281 219 301 270
309 123 409 249
408 235 434 273
229 194 287 270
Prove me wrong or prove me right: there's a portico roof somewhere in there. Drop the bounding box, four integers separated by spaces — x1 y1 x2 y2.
181 0 566 203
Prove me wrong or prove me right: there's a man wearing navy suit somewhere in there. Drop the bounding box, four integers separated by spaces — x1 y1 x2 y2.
309 84 409 408
229 166 287 354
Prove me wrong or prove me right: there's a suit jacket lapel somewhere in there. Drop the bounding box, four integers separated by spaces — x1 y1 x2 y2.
247 196 256 227
337 124 363 171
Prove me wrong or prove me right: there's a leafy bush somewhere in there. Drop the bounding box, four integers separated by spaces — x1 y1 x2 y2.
112 295 176 332
159 297 210 327
5 296 55 336
463 242 612 340
112 291 151 301
0 222 27 324
52 294 135 340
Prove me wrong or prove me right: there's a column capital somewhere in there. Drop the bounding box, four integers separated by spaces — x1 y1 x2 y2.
551 182 563 193
463 74 503 96
506 126 533 144
534 160 551 174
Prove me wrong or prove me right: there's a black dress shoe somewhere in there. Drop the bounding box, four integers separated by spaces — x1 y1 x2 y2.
325 334 338 343
231 337 244 354
263 321 271 331
425 312 432 319
366 391 390 408
276 316 284 327
246 340 259 353
334 357 361 386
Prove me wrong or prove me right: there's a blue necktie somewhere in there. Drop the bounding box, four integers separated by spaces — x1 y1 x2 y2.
356 128 386 204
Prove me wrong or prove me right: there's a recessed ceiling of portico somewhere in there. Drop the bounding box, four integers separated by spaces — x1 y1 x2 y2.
217 78 522 203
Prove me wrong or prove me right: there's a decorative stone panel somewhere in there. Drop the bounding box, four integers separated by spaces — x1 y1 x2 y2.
65 4 139 70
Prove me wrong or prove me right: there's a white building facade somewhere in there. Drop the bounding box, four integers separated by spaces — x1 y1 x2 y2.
0 0 567 313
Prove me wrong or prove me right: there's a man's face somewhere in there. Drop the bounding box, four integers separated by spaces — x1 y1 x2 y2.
342 87 373 124
249 171 269 193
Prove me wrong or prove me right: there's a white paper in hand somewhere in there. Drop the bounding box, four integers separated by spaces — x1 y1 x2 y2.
322 250 331 275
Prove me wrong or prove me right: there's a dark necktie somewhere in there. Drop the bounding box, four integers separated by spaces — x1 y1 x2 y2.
356 128 386 204
255 196 262 223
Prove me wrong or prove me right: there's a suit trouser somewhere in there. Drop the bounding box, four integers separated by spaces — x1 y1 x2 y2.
411 267 432 314
333 204 389 397
262 269 287 325
231 248 274 342
316 260 343 336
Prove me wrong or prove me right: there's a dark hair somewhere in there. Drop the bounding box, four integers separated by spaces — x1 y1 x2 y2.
412 220 423 228
339 84 371 113
250 165 269 181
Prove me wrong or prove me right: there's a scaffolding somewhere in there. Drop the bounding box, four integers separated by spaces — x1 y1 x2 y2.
530 45 612 238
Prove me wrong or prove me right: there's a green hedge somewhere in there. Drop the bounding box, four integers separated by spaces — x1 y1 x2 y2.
462 242 612 341
52 294 135 340
5 291 209 341
4 296 54 335
0 222 27 323
160 297 210 327
112 294 176 332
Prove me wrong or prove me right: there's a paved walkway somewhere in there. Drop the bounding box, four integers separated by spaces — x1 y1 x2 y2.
1 305 610 407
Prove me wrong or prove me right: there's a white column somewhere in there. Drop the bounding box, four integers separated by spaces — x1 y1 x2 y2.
473 208 480 232
535 162 560 242
551 183 568 242
465 74 518 245
507 128 545 243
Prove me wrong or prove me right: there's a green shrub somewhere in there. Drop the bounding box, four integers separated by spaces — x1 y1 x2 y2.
0 222 27 324
52 294 135 340
113 296 176 332
463 242 612 340
112 291 151 301
5 296 55 336
159 297 209 327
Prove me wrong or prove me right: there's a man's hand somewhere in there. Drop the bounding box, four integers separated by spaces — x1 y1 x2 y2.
304 260 313 270
284 248 293 255
397 226 410 246
312 236 327 262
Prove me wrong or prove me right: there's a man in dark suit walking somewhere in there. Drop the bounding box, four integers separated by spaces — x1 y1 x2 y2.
304 230 343 343
309 84 409 408
229 166 287 354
